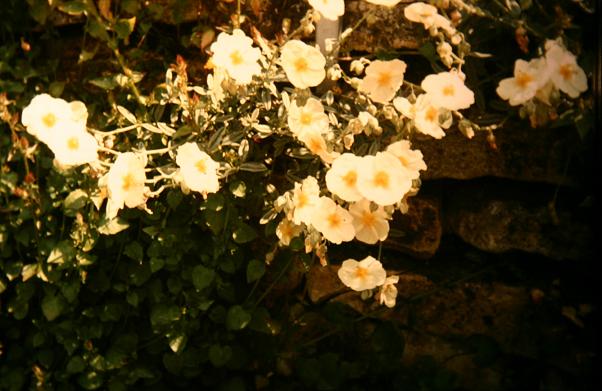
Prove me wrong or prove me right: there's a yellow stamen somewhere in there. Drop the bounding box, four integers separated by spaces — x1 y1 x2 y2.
300 112 313 126
355 266 368 279
195 159 207 174
42 113 56 128
362 211 375 227
67 137 79 150
294 58 308 73
373 171 389 188
342 171 357 187
327 213 341 228
425 106 438 122
516 72 533 88
377 72 392 87
559 64 573 81
230 50 244 66
442 85 455 96
122 173 135 191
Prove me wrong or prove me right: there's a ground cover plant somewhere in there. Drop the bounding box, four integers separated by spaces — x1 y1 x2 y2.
0 0 596 389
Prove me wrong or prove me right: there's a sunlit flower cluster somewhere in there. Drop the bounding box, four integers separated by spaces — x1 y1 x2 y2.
338 256 399 308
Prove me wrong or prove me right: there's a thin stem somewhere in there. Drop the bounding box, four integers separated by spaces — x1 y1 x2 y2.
89 124 139 136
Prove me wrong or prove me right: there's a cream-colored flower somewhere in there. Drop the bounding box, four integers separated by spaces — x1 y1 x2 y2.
288 97 329 138
21 94 86 144
210 29 262 85
437 41 453 67
292 176 321 225
47 124 98 167
394 94 452 139
496 58 548 106
325 153 363 202
385 140 427 180
104 152 148 219
349 199 390 244
404 2 454 34
378 275 399 308
545 42 587 98
359 59 407 103
421 71 474 111
276 217 303 246
337 256 387 291
280 40 326 89
176 142 220 194
309 0 345 20
357 111 381 135
298 128 336 163
365 0 402 6
357 152 412 206
311 196 355 244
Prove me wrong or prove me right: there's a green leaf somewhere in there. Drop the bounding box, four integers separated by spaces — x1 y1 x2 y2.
42 294 65 321
209 344 232 367
21 264 38 282
67 356 86 374
27 0 52 24
89 76 118 91
168 334 187 353
229 180 246 198
77 371 103 390
87 19 110 41
226 305 251 331
64 189 89 216
124 241 143 262
114 17 136 41
47 241 76 265
246 259 265 283
232 222 257 244
49 81 66 97
58 0 88 16
191 265 215 291
166 190 183 209
150 257 164 273
150 304 181 327
249 307 280 335
98 217 130 235
239 162 268 173
116 105 137 124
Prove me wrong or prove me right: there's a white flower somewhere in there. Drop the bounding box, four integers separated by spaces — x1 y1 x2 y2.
365 0 402 6
276 217 302 246
309 0 345 20
545 43 587 98
496 58 549 106
357 111 381 135
176 142 220 194
404 2 454 34
437 41 453 67
311 197 355 244
349 199 390 244
337 256 387 291
357 152 412 206
394 94 452 139
359 59 407 103
325 153 363 202
210 29 262 85
104 152 148 219
292 176 321 225
280 40 326 89
288 97 329 138
421 71 474 111
385 140 427 180
47 124 98 167
298 128 336 163
378 275 399 308
21 94 87 144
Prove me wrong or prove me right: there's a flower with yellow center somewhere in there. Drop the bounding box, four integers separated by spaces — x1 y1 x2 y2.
348 198 390 244
325 153 363 202
545 41 587 98
292 176 321 226
404 2 455 35
378 275 399 308
311 197 355 244
385 140 427 180
393 94 452 139
496 58 548 106
280 40 326 89
176 142 220 194
47 123 99 167
210 29 262 85
287 97 330 138
104 152 148 219
359 59 407 103
298 128 336 163
308 0 345 20
357 152 412 206
21 94 87 144
337 256 387 291
422 71 475 111
276 217 303 246
365 0 402 6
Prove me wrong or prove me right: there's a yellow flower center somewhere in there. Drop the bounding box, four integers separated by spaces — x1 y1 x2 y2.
442 85 455 96
230 50 244 66
294 58 308 73
361 211 375 227
67 136 79 151
342 170 357 187
122 173 135 191
195 159 207 174
327 212 341 228
425 106 438 122
354 266 368 279
559 64 573 80
296 192 308 208
300 112 313 126
377 72 392 87
42 113 57 128
307 136 324 153
516 72 533 88
373 171 389 188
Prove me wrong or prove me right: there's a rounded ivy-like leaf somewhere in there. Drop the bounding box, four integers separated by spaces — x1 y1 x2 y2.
226 305 251 331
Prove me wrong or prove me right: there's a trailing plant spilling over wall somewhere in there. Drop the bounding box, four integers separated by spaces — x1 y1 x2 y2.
0 0 595 389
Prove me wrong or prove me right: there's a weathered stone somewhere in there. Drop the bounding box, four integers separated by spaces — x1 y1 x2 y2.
413 126 582 186
343 1 421 52
306 264 346 303
444 183 593 260
384 195 442 259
